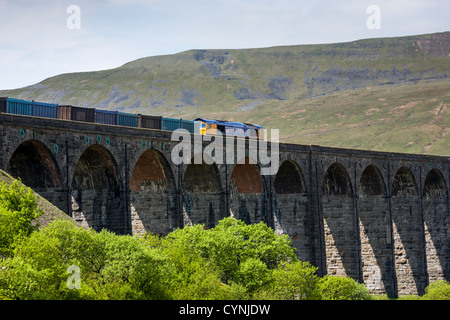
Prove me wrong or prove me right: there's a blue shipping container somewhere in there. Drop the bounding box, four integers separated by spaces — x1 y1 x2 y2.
180 119 195 133
32 101 58 118
6 98 33 116
117 111 139 127
95 109 117 125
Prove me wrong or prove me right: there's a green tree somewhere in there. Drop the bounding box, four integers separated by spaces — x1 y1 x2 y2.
0 180 43 257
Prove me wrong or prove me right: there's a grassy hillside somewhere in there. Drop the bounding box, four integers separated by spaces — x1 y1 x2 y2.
255 81 450 156
1 31 449 156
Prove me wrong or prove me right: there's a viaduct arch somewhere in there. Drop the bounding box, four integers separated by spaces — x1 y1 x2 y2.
0 113 448 297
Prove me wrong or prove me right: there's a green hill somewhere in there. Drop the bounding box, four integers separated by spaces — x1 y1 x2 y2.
1 32 449 156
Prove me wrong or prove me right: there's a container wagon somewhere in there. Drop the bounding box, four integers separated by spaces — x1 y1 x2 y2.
32 101 58 119
58 105 95 123
116 111 139 127
162 118 199 134
5 98 33 116
138 114 162 130
95 109 117 125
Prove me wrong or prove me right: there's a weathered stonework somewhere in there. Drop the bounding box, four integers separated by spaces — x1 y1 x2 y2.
0 113 448 297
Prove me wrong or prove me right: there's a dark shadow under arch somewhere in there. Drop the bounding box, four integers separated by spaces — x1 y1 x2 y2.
323 162 353 196
359 164 385 196
392 166 417 196
71 144 119 190
423 168 447 197
274 160 304 194
8 139 61 189
183 159 221 194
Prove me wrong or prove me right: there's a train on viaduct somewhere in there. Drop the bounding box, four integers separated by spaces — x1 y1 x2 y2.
0 110 448 298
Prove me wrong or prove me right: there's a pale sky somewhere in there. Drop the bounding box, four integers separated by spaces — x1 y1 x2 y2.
0 0 449 89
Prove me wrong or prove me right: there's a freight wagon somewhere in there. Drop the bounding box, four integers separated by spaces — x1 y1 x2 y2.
58 105 95 122
32 101 58 118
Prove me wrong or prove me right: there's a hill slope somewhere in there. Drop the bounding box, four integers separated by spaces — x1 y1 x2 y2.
1 32 449 156
0 170 78 229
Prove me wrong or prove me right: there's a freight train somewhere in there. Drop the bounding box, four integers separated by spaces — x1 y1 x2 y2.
0 97 264 139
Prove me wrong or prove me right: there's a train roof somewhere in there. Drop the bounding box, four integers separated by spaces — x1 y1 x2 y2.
244 122 264 129
195 118 262 130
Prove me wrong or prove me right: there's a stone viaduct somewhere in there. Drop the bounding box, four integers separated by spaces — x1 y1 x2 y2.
0 112 448 297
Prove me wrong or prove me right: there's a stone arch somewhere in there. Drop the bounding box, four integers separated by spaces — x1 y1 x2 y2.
391 166 425 295
422 168 449 284
321 162 358 279
71 144 126 234
182 158 224 228
273 160 309 261
229 157 266 225
392 166 417 196
274 160 304 194
323 162 353 196
129 149 177 235
7 139 67 213
231 158 263 194
183 159 221 194
359 164 385 196
71 144 119 190
130 149 175 192
423 168 447 197
8 139 61 189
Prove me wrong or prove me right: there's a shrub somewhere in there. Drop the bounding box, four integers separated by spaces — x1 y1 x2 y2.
0 180 43 257
318 275 372 300
255 260 321 300
421 280 450 300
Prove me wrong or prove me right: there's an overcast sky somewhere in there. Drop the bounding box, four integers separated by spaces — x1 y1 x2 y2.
0 0 449 89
